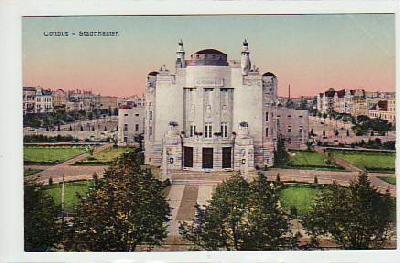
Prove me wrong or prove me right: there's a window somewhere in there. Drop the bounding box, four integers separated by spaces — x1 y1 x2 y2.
288 115 292 118
265 112 269 121
149 111 152 120
135 124 139 132
124 124 128 131
124 136 128 142
135 114 139 117
124 114 128 116
190 124 196 137
265 127 269 137
287 126 292 133
221 122 228 137
299 127 303 134
205 122 212 138
299 115 303 118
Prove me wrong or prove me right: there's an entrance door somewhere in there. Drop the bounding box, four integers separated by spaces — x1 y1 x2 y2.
222 147 232 168
202 147 213 169
183 147 193 168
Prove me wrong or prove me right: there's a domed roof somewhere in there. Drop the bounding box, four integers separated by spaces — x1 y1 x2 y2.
194 49 225 55
262 72 276 77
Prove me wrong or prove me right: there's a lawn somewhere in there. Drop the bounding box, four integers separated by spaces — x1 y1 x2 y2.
286 151 342 171
24 146 85 164
79 147 133 165
333 151 395 173
279 184 396 222
279 185 321 216
378 176 396 185
42 181 91 213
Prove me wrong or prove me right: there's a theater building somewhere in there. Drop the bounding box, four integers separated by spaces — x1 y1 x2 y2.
143 40 308 177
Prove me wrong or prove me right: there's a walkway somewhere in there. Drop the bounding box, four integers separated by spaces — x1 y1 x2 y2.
161 168 396 251
25 143 113 185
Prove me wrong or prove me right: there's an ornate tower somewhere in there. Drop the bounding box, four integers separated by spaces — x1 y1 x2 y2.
240 39 251 75
176 39 185 68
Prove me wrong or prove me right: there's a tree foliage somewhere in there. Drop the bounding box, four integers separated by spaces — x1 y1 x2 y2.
179 174 298 250
303 173 394 249
24 182 61 251
65 150 171 251
274 138 289 167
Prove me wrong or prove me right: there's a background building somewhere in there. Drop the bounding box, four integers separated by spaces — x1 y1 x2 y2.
34 87 53 113
23 87 36 114
52 89 67 112
117 104 145 146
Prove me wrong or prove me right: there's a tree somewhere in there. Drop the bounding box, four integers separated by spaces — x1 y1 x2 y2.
179 174 298 250
179 174 250 250
306 141 313 151
24 182 61 251
87 111 93 120
299 98 307 110
303 173 393 249
274 138 289 167
243 174 298 250
325 151 334 165
65 150 171 251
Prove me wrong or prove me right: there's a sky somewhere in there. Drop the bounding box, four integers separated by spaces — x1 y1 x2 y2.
22 14 395 97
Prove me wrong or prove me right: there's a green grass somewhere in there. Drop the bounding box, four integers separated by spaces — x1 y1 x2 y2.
333 151 395 172
80 147 132 165
279 184 396 222
286 151 342 170
378 176 396 185
24 169 43 177
24 146 85 164
42 181 91 213
279 185 321 216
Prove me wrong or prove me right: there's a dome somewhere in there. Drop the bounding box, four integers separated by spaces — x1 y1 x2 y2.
262 72 276 77
194 49 225 55
187 48 228 66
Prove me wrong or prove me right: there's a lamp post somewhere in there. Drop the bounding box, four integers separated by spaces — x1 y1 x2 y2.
61 171 65 237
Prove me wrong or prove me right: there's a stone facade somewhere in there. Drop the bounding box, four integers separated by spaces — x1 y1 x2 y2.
318 88 395 120
34 87 53 113
117 106 145 146
143 41 309 177
368 99 396 124
23 87 36 114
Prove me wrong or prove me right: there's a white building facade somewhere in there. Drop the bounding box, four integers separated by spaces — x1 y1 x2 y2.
144 40 308 176
34 87 53 113
117 106 145 146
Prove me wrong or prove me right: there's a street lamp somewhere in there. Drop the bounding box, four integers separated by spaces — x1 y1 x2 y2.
61 171 65 238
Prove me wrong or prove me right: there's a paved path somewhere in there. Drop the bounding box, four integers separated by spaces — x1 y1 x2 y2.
163 169 396 250
170 168 395 196
25 143 113 185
